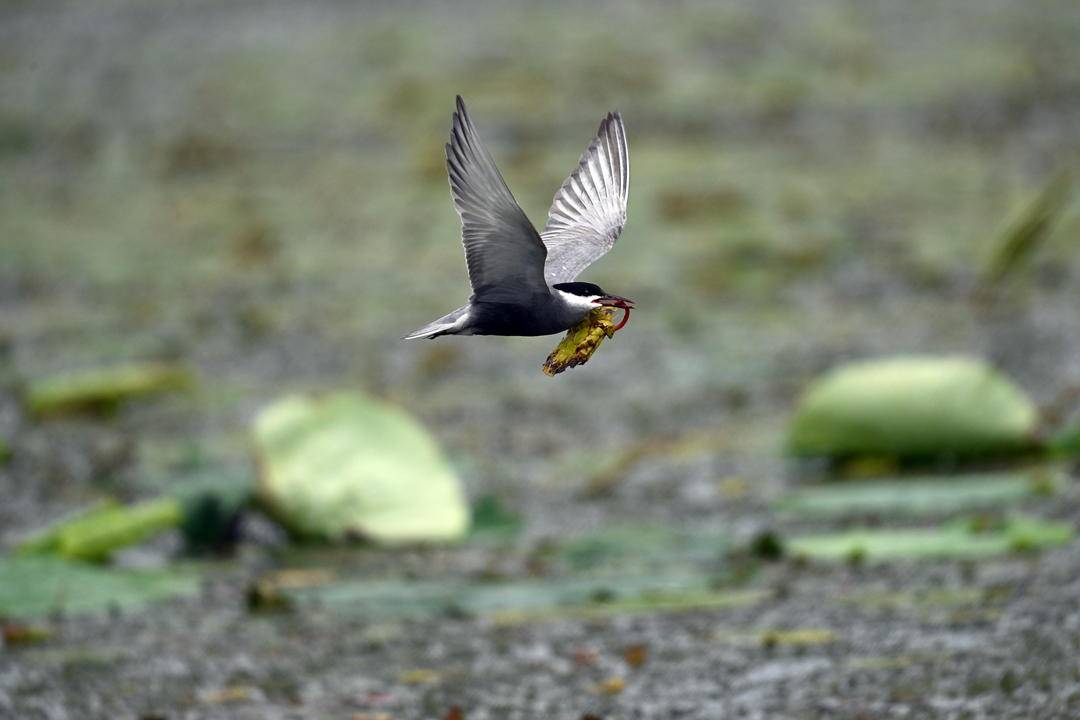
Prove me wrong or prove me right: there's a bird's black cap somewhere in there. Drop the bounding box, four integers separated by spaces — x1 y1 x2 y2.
552 281 605 297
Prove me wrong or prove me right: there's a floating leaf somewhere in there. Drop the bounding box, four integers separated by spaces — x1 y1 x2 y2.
52 498 183 562
555 525 726 573
265 522 744 623
25 362 193 418
542 307 623 376
788 516 1071 561
253 392 469 543
16 498 183 563
0 556 198 619
283 572 762 623
787 356 1038 460
776 471 1057 518
19 477 253 561
15 500 121 556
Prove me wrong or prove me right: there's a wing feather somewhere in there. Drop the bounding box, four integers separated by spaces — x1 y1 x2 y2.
541 112 629 284
445 96 548 304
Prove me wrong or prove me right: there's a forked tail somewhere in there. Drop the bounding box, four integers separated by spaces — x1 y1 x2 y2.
402 306 470 340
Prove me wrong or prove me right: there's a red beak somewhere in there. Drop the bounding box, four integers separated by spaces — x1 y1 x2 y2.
593 294 635 310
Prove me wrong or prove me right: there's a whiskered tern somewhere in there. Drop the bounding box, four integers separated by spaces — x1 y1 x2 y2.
404 96 633 340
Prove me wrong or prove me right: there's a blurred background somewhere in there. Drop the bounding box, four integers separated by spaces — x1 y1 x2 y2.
2 0 1080 717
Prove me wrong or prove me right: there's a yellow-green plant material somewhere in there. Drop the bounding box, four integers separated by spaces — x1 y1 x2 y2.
55 499 183 562
253 392 469 543
788 515 1070 561
16 500 121 556
787 356 1038 460
25 362 193 417
17 498 183 563
775 471 1058 518
543 307 621 376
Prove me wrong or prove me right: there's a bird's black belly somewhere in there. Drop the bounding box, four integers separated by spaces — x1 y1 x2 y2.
469 300 580 337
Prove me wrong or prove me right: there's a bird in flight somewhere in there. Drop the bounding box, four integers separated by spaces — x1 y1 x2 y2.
404 96 633 340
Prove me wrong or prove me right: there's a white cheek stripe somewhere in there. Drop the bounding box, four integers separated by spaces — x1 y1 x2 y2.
555 290 599 310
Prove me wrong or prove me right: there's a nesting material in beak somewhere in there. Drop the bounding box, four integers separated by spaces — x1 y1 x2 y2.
542 305 631 376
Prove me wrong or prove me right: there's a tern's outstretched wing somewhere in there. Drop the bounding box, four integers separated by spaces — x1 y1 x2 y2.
541 112 629 284
446 96 548 304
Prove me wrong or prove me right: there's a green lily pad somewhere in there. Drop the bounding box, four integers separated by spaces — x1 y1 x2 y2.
787 356 1038 460
0 556 199 619
25 362 193 417
789 516 1072 561
776 471 1057 518
253 391 469 543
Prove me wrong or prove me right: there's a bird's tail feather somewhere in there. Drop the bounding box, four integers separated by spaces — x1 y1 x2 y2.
401 323 450 340
402 306 469 340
